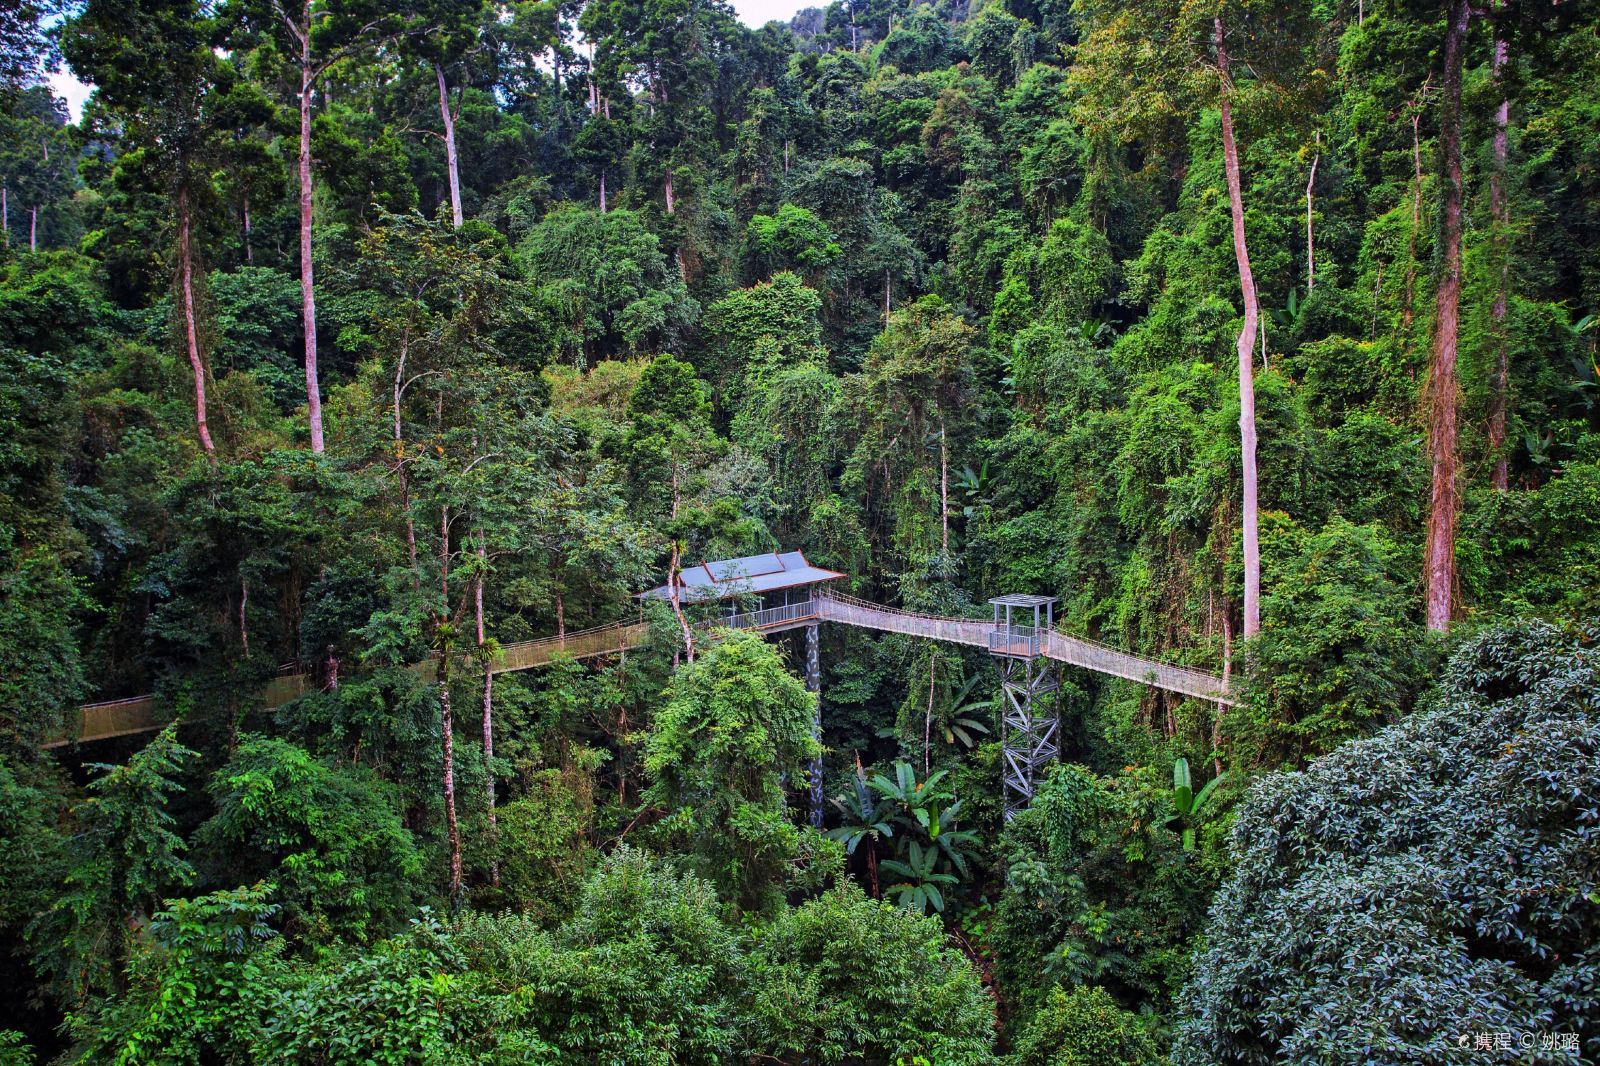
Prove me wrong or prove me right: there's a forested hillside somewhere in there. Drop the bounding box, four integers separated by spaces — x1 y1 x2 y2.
1 0 1598 1060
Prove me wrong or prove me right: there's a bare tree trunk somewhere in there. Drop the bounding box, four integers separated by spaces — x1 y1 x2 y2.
667 542 695 662
667 466 695 661
599 171 607 214
297 40 325 453
1215 16 1262 639
242 190 253 266
938 417 949 554
439 664 463 901
1487 19 1511 492
177 187 216 455
393 331 418 570
884 270 891 321
664 167 675 215
240 577 250 658
436 65 464 228
924 655 935 776
439 508 463 901
1213 614 1232 778
475 532 498 887
3 185 8 247
1306 131 1320 292
1424 0 1471 632
555 588 565 638
30 205 37 251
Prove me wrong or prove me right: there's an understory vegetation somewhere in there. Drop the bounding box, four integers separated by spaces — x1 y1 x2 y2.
1 0 1598 1061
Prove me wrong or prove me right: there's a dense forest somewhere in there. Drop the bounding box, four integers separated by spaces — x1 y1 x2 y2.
1 0 1598 1060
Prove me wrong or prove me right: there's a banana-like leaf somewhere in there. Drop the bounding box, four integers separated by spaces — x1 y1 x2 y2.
1173 757 1193 815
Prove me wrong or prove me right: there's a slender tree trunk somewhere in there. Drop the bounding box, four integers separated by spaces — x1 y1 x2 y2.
393 331 418 570
1306 131 1320 292
297 49 325 453
30 205 37 251
938 416 949 554
1487 19 1511 492
1213 614 1231 778
436 65 464 228
667 466 695 660
439 663 463 901
475 532 498 887
1424 0 1472 631
242 190 253 266
555 588 565 638
599 171 607 213
664 167 675 214
439 508 463 901
1215 16 1262 639
884 270 891 321
2 185 8 247
924 655 935 776
240 577 250 658
177 186 216 455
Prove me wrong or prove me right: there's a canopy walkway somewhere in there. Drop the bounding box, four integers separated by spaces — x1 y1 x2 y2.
51 590 1231 748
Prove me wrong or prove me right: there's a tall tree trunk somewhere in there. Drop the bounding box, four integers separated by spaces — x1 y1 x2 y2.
475 532 498 887
30 205 37 251
1424 0 1471 632
667 466 695 660
555 587 565 638
297 24 325 453
439 507 463 901
242 190 253 266
177 186 216 455
599 171 607 213
436 65 464 228
393 330 418 571
1487 18 1511 492
1306 130 1320 292
664 167 675 214
1215 16 1262 639
2 185 8 247
938 416 949 554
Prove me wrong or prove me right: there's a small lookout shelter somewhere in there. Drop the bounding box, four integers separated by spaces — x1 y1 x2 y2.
988 593 1057 658
638 550 845 611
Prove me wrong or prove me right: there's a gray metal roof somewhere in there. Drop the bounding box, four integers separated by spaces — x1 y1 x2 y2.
988 593 1058 607
639 550 846 602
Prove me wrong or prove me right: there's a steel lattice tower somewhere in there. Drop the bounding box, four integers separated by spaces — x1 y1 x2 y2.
988 594 1060 819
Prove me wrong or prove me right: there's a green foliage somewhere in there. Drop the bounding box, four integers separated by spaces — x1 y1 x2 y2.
1179 620 1600 1062
644 631 826 911
519 205 698 361
744 886 996 1064
67 883 281 1065
1009 985 1159 1066
486 769 593 922
34 726 196 1007
197 736 422 941
1233 517 1436 765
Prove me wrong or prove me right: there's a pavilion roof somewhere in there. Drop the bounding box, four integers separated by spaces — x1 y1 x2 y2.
638 550 846 603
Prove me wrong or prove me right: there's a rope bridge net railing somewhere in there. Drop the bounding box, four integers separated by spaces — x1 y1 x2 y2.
59 591 1229 746
816 591 1233 704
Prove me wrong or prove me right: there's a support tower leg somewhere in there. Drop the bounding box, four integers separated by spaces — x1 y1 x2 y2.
805 622 824 828
997 655 1059 820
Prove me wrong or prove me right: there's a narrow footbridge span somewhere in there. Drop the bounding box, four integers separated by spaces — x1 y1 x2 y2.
53 588 1230 748
814 592 1232 703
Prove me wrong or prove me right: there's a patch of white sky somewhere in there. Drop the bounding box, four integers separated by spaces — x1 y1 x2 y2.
45 0 815 123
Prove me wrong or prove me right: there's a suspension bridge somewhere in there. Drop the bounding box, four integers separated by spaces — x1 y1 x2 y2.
53 584 1233 764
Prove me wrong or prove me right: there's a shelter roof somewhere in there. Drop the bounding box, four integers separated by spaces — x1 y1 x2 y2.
638 550 846 602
